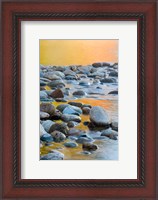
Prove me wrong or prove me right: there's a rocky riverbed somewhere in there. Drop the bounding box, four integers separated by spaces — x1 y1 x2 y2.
40 62 118 160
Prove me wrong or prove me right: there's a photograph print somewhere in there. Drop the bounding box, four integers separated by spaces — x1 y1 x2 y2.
39 40 118 160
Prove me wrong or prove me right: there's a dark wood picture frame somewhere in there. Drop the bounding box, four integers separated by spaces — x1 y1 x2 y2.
1 0 157 199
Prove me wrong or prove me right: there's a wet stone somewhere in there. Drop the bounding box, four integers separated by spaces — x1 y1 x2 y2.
55 98 67 102
76 134 94 144
90 106 110 127
82 107 91 115
49 123 69 135
72 90 87 97
40 133 54 142
100 78 116 83
82 142 98 151
49 88 64 99
68 102 83 108
40 151 64 160
109 71 118 77
40 103 55 116
40 124 47 137
51 131 66 142
64 142 78 148
61 114 81 123
111 121 118 131
47 80 65 89
67 121 78 128
108 90 118 95
63 106 80 116
42 120 55 133
40 111 50 119
68 128 86 136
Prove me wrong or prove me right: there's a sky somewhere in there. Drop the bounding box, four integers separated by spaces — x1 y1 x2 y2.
40 40 118 66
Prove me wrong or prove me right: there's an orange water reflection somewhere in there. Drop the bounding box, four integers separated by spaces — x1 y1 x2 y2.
40 40 118 66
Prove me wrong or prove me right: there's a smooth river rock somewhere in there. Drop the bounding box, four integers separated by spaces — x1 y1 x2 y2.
40 151 64 160
100 78 116 83
51 131 66 142
76 134 94 144
108 90 118 95
44 72 62 80
82 142 98 151
68 102 83 108
40 133 54 142
90 106 110 127
64 142 78 148
61 114 81 123
72 90 87 96
101 128 118 140
56 104 69 112
47 80 65 89
40 124 47 137
40 91 48 99
82 107 91 115
63 106 80 116
109 71 118 77
40 111 50 119
49 123 69 135
40 103 55 116
111 121 118 131
49 88 64 99
42 120 55 132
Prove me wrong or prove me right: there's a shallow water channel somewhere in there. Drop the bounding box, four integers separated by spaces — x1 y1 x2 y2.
40 75 118 160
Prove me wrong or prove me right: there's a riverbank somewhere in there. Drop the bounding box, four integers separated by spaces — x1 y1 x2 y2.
40 62 118 160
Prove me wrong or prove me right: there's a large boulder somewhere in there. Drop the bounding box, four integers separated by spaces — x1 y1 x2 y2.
90 106 110 127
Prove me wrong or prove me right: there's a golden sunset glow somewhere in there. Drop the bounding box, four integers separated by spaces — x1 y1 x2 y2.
40 40 118 65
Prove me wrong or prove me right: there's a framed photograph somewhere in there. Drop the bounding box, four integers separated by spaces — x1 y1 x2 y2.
1 0 157 199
